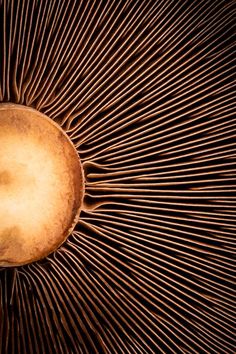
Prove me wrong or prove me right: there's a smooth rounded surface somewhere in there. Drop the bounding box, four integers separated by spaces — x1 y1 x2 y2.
0 104 84 267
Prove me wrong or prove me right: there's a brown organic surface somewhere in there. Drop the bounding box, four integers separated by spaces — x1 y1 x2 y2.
0 104 84 266
0 0 235 353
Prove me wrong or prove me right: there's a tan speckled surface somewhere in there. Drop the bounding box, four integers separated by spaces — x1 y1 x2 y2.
0 104 84 266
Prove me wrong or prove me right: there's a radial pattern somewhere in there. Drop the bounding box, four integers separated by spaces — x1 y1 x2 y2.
0 0 236 353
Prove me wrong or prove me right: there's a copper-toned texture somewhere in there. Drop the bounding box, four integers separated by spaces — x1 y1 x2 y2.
0 0 235 353
0 103 84 267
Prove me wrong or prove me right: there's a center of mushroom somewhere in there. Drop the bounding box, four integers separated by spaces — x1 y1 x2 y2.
0 104 84 267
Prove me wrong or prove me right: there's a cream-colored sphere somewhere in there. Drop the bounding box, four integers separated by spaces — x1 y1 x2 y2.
0 104 84 267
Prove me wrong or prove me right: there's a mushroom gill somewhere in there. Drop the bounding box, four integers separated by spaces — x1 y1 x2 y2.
0 0 235 353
